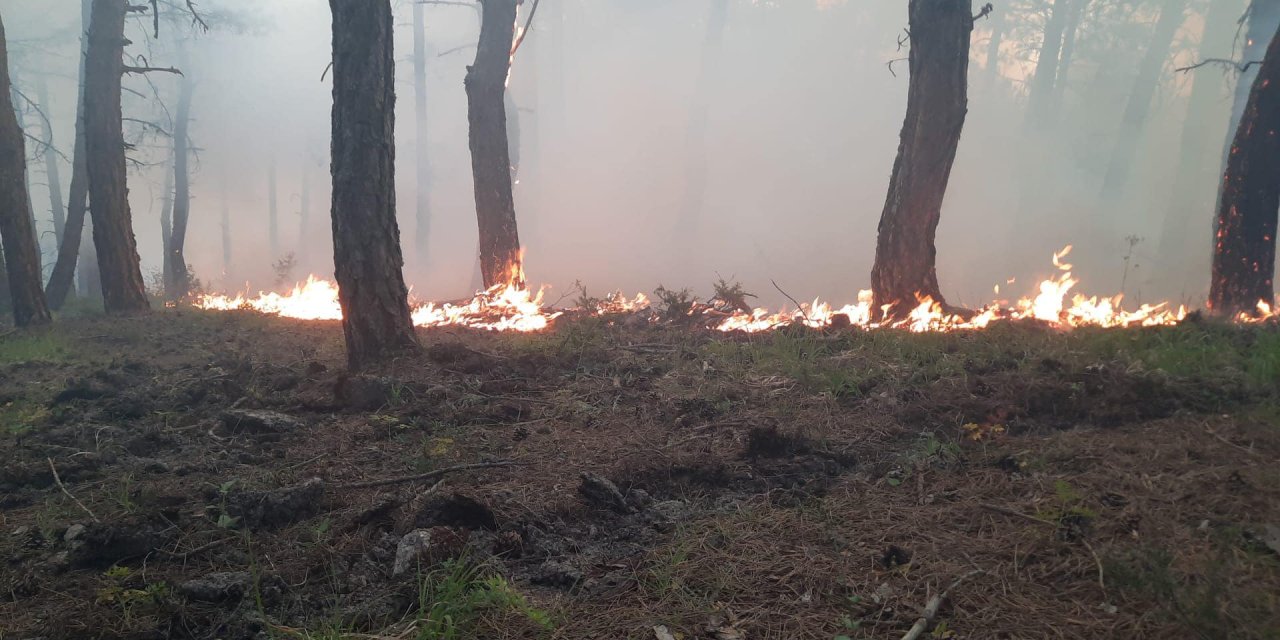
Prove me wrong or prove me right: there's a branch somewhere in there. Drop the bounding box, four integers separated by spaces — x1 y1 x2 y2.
48 457 99 523
1176 57 1262 74
22 132 72 163
437 43 477 57
510 0 543 57
185 0 211 32
973 3 993 22
334 460 523 490
416 0 478 6
124 65 184 75
900 570 985 640
123 117 173 137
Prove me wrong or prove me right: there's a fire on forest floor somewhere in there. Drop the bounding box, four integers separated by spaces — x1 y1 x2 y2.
0 311 1278 639
193 246 1280 333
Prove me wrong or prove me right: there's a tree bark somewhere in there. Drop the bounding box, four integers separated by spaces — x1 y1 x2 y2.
676 0 729 228
0 13 52 327
84 0 149 313
44 0 92 310
466 0 524 290
9 75 43 273
412 0 431 261
1025 0 1071 129
1221 0 1280 175
329 0 418 369
166 57 192 301
1209 19 1280 315
35 77 65 248
1098 0 1189 202
870 0 974 319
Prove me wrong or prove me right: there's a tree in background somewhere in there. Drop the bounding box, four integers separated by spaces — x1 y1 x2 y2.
329 0 419 369
46 0 93 309
1209 19 1280 315
412 0 432 262
870 0 983 318
0 11 52 327
165 41 194 300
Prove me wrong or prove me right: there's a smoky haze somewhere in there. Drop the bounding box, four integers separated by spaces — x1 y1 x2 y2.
4 0 1235 310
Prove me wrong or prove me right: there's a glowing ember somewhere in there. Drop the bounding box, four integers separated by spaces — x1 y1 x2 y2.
194 246 1278 333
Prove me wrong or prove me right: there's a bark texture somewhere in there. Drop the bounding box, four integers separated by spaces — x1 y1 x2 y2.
870 0 973 319
329 0 418 369
44 0 91 309
465 0 524 290
84 0 149 313
166 63 193 300
0 13 52 327
1209 20 1280 315
1221 0 1280 174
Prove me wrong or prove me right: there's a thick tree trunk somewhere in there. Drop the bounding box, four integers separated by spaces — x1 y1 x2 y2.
329 0 418 369
44 0 92 310
1025 0 1070 129
870 0 973 319
166 68 192 300
0 14 52 327
1098 0 1188 202
677 0 729 227
159 149 173 288
412 1 431 261
1221 0 1280 174
1159 0 1247 277
35 78 65 248
466 0 524 290
84 0 148 313
268 156 278 257
9 77 43 272
1208 21 1280 315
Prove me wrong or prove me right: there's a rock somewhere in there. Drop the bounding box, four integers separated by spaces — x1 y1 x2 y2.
177 572 253 603
393 530 434 576
334 374 395 410
578 472 633 514
532 560 582 589
219 410 303 437
226 478 325 529
67 523 166 568
415 493 498 531
63 524 86 542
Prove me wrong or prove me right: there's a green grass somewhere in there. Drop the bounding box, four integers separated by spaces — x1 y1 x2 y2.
411 557 555 639
0 331 74 364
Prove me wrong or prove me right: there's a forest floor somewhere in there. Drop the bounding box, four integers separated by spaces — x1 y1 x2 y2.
1 309 1279 639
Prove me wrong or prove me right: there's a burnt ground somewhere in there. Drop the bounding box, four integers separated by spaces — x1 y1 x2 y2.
1 309 1278 639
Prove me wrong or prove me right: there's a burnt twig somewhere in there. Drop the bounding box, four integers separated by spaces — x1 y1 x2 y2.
900 570 986 640
335 460 523 490
48 458 99 523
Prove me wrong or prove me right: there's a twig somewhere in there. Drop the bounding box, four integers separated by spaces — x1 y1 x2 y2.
1081 539 1106 593
48 458 99 523
979 503 1056 527
510 0 542 56
155 536 234 560
124 65 184 75
901 570 985 640
972 3 993 21
1176 57 1262 74
1204 424 1260 457
335 460 522 490
771 279 810 324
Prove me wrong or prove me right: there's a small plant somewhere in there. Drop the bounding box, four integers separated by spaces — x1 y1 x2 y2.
654 285 696 321
413 556 555 638
834 594 864 639
710 277 756 314
213 479 240 529
572 280 601 310
110 473 139 514
273 252 299 286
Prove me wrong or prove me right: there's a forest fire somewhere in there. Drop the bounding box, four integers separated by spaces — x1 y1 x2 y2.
193 246 1279 333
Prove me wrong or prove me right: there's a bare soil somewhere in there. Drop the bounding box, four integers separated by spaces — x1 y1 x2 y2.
1 310 1278 639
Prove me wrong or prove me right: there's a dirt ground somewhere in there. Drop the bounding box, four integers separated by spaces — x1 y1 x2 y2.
1 309 1278 639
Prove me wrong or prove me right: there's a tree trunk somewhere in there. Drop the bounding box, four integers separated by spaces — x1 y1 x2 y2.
466 0 524 290
1025 0 1071 129
1049 0 1088 118
1209 20 1280 315
677 0 729 228
220 175 230 275
0 13 52 327
982 4 1006 88
9 75 43 273
44 0 92 310
1098 0 1189 202
329 0 418 369
159 148 173 288
35 77 65 249
166 54 193 301
412 1 431 261
299 161 309 259
84 0 149 313
268 156 278 257
1221 0 1280 174
1159 0 1247 277
870 0 973 319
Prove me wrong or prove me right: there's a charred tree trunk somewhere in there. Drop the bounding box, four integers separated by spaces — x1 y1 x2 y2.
466 0 524 290
1025 0 1070 129
1098 0 1188 202
9 75 43 272
870 0 974 319
268 156 279 257
159 149 173 288
44 0 92 310
412 1 431 261
1221 0 1280 174
1159 0 1247 277
1209 21 1280 315
84 0 148 313
329 0 418 369
35 78 65 248
677 0 729 228
166 63 192 301
0 14 52 327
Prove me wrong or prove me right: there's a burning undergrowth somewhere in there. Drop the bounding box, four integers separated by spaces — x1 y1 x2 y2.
0 312 1278 638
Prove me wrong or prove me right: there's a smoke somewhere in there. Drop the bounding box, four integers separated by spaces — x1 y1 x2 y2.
4 0 1232 309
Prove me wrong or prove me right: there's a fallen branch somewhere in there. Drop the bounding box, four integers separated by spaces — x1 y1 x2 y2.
901 570 985 640
335 460 522 490
124 65 184 75
979 503 1056 527
155 536 234 560
48 458 99 523
771 279 810 324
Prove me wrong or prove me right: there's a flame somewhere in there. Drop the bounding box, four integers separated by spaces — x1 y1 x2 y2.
194 246 1278 334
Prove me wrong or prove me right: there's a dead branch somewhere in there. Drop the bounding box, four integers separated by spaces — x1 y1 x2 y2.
124 65 184 75
771 279 809 324
979 502 1056 526
155 536 234 560
900 570 986 640
335 460 522 490
185 0 210 32
416 0 478 6
48 458 99 523
510 0 543 57
1176 57 1262 74
320 61 333 82
887 56 908 77
973 3 993 21
123 117 172 137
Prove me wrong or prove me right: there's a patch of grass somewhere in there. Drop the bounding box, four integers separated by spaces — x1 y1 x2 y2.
0 331 74 363
0 401 51 438
412 556 556 639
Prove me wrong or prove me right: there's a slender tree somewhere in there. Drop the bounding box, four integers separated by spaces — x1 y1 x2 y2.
329 0 418 369
412 0 432 260
1025 0 1071 129
870 0 977 318
9 73 42 271
466 0 525 290
45 0 93 309
982 3 1006 88
1209 18 1280 315
159 149 174 287
84 0 150 313
677 0 729 228
0 12 52 327
34 77 66 248
268 156 279 257
1049 0 1089 119
166 53 193 300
